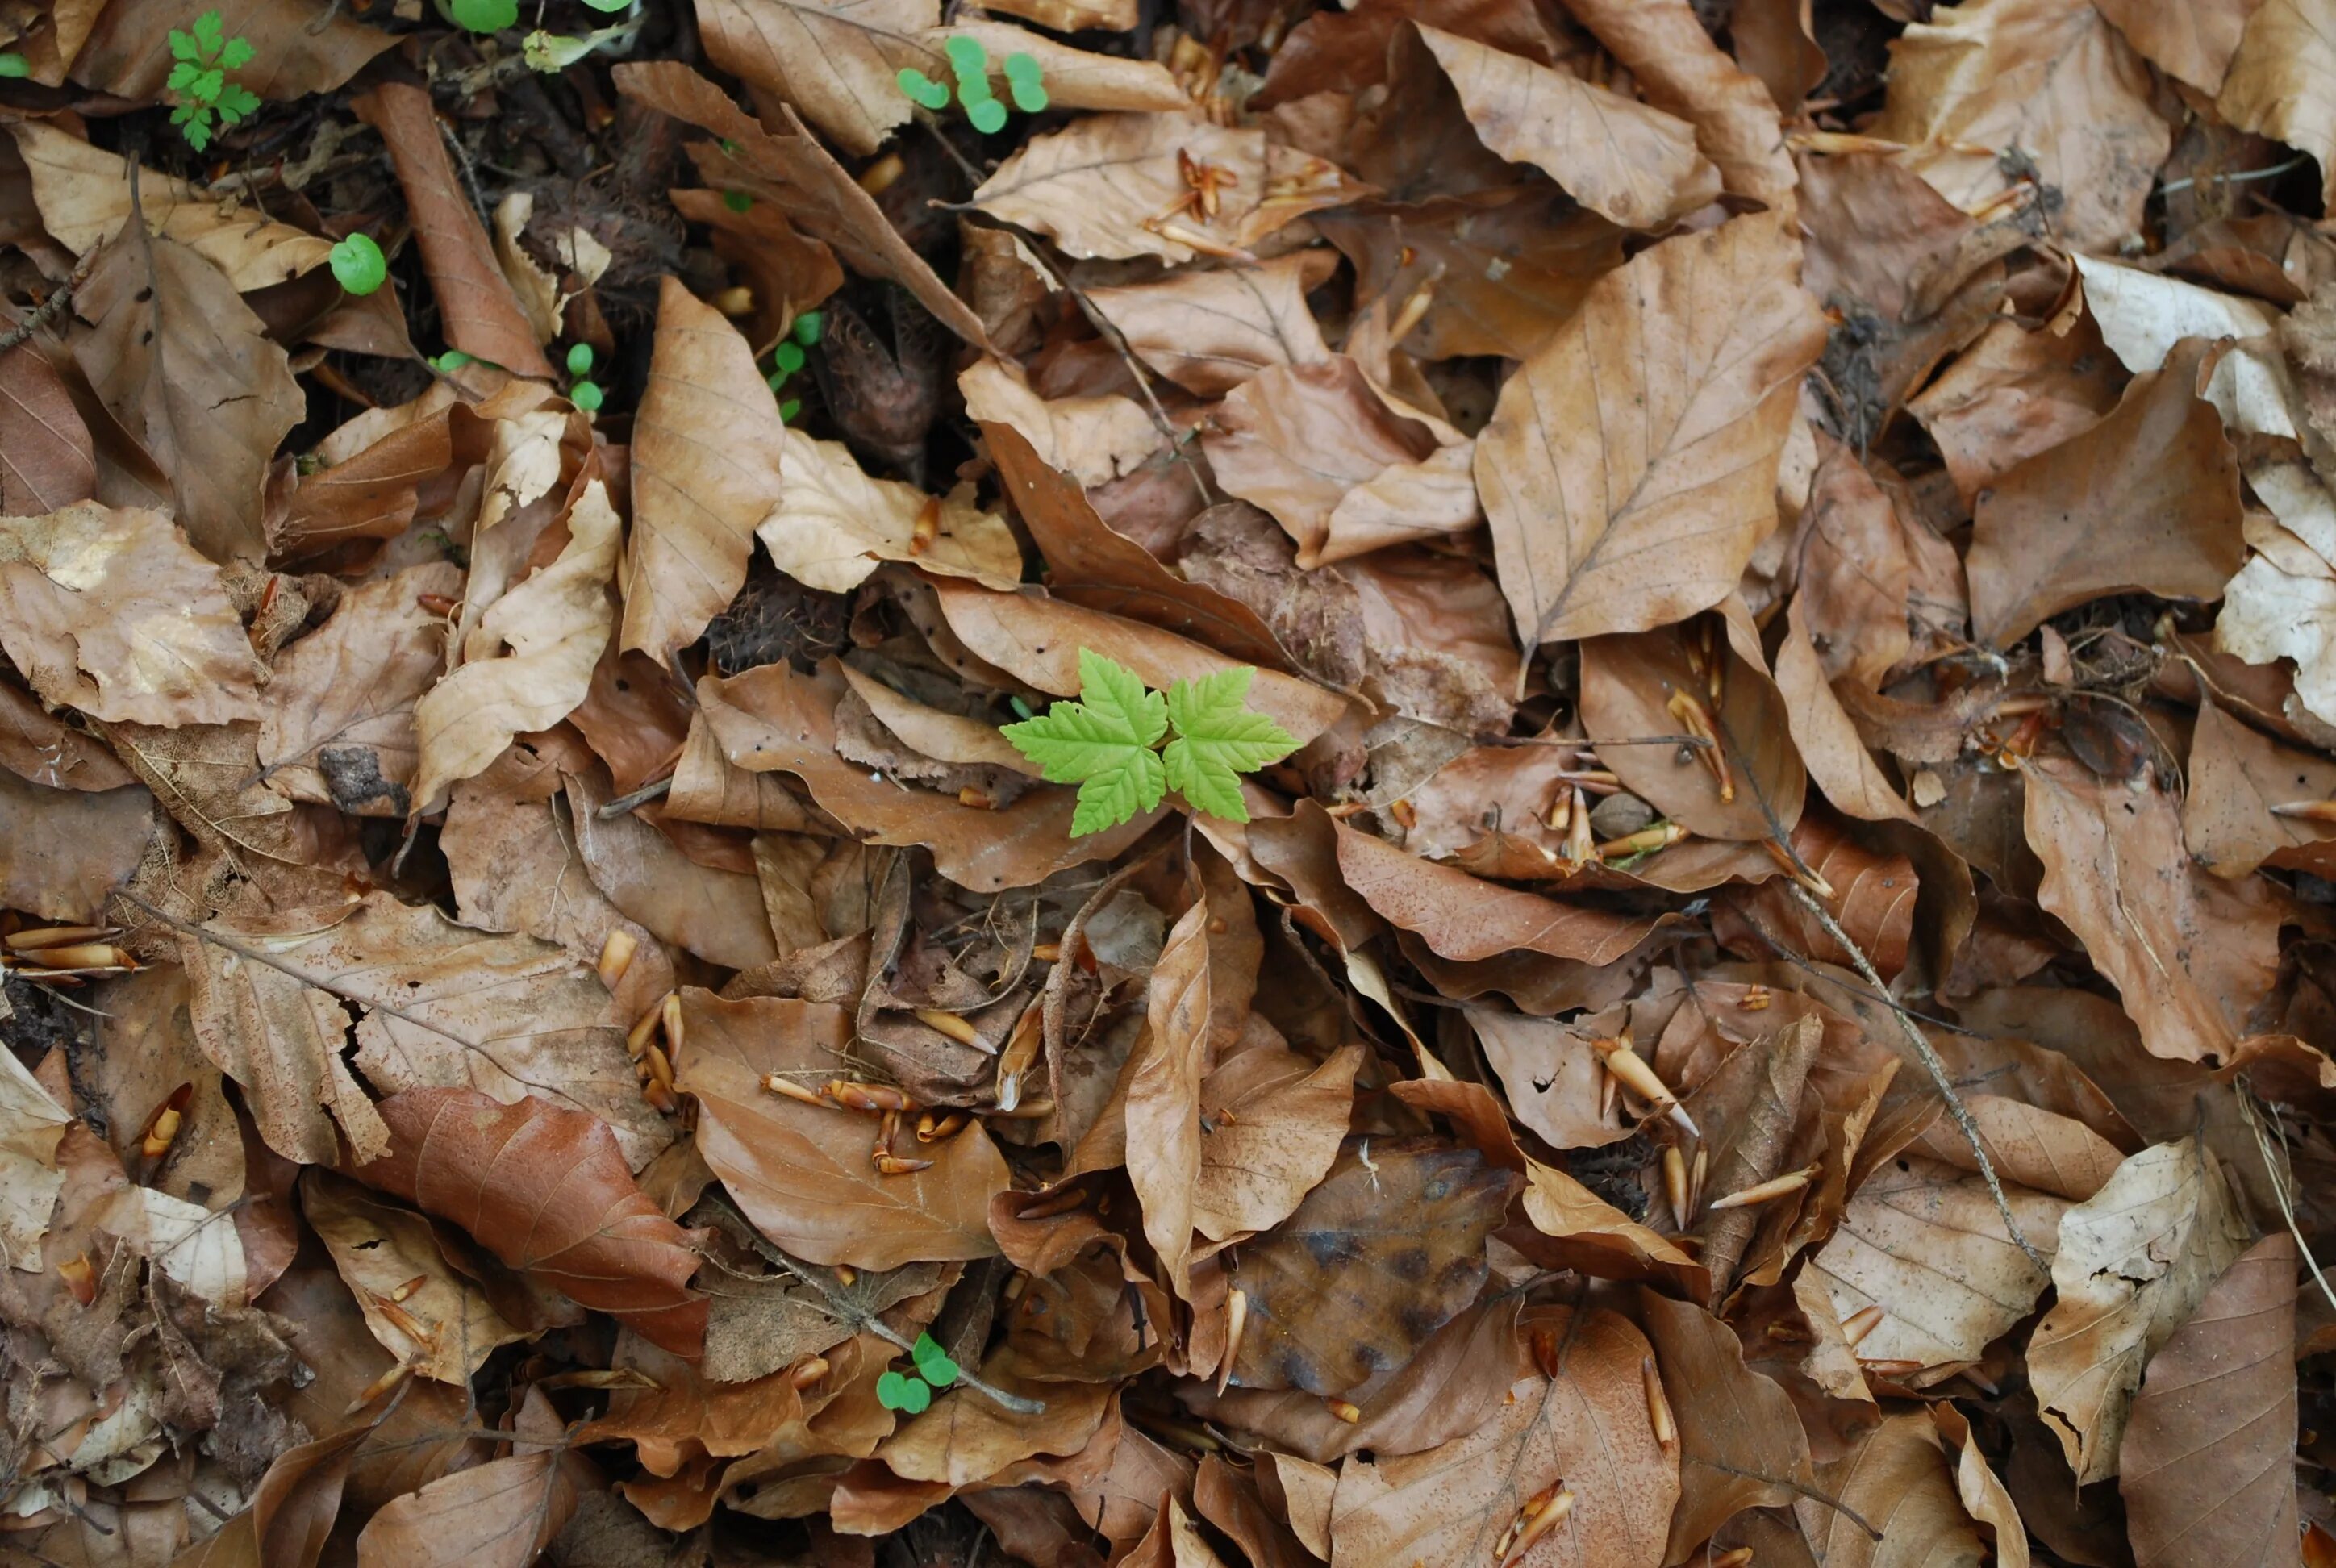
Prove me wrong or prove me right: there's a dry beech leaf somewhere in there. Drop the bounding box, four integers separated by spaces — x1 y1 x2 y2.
0 336 94 517
1326 1305 1679 1568
878 1351 1112 1487
410 480 620 815
1554 0 1795 206
565 770 778 973
624 277 786 659
2091 0 2265 93
1908 1094 2125 1202
6 121 332 289
274 401 457 559
2027 1137 2254 1485
674 989 1008 1270
0 769 156 924
0 678 132 791
1416 25 1721 229
961 361 1161 489
176 889 669 1170
1336 819 1670 964
1964 340 2243 647
2184 693 2336 878
352 1088 706 1359
257 563 461 815
1469 1009 1633 1151
760 428 1020 593
355 83 554 380
1636 1288 1816 1560
72 0 392 102
1875 0 2171 252
1906 298 2127 507
1809 1153 2066 1371
1205 356 1479 568
2023 757 2283 1065
0 1043 73 1270
2217 0 2336 215
73 221 304 564
1793 1410 1988 1568
301 1168 527 1382
0 503 263 726
2118 1232 2301 1567
614 62 994 352
1475 209 1827 648
978 420 1290 669
928 21 1189 114
694 0 935 159
1086 255 1333 397
1225 1142 1515 1395
1128 897 1215 1301
352 1387 590 1568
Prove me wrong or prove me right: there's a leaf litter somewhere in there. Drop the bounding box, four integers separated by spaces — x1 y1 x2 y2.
2 0 2336 1563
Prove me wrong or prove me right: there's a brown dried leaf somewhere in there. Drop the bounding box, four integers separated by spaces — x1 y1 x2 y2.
1418 26 1720 229
2092 0 2266 92
2119 1232 2301 1568
1966 341 2243 647
695 0 935 158
273 402 456 559
1226 1142 1515 1395
1336 819 1671 964
2027 1137 2255 1485
73 222 303 564
0 769 156 924
355 83 554 379
1129 895 1215 1300
1475 210 1826 648
1554 0 1794 206
1194 1045 1362 1242
0 336 94 516
1792 1411 1988 1568
759 428 1020 593
2023 757 2283 1064
1327 1304 1679 1568
1875 0 2171 253
352 1389 589 1568
2184 693 2336 878
71 0 391 103
624 277 786 659
1086 255 1332 397
300 1168 527 1382
1906 300 2126 508
0 503 262 726
674 989 1008 1270
878 1352 1112 1487
2217 0 2336 215
564 770 777 972
1636 1289 1816 1560
352 1089 705 1358
614 62 993 351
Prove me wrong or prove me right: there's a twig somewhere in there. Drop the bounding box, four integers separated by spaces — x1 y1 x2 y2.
2234 1086 2336 1314
0 248 97 357
597 776 674 819
745 1232 1046 1416
1780 882 2047 1274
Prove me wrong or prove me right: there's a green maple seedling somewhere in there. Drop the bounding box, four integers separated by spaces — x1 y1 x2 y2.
1003 650 1298 836
166 11 259 154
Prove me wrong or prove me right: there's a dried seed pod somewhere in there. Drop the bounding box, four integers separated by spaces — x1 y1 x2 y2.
1840 1303 1886 1348
1662 1145 1690 1225
1219 1287 1248 1394
595 929 638 989
626 996 668 1057
916 1111 969 1142
791 1356 830 1389
5 925 111 952
57 1253 96 1306
874 1153 933 1176
1707 1164 1819 1211
912 1008 984 1048
1324 1399 1362 1424
1501 1487 1574 1567
762 1074 828 1107
1642 1357 1676 1452
824 1081 914 1113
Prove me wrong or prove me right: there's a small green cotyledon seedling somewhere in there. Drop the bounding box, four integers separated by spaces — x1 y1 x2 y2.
0 52 30 78
565 341 603 412
1003 650 1299 836
897 38 1046 136
765 309 821 420
448 0 518 34
874 1332 960 1413
328 234 387 296
166 11 259 154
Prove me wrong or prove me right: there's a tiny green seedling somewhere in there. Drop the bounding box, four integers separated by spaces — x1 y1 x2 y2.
765 310 822 414
897 38 1046 136
566 342 603 411
329 234 386 296
448 0 518 34
166 11 259 154
0 52 29 78
875 1332 961 1413
1003 650 1299 835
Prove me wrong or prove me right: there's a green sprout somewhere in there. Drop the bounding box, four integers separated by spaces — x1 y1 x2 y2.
897 40 1045 136
166 11 259 154
0 52 30 77
766 311 819 402
875 1332 962 1413
328 233 387 296
448 0 517 34
430 349 475 374
1002 650 1299 835
565 343 603 412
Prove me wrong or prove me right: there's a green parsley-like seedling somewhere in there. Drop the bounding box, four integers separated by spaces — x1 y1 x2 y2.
329 234 386 296
166 11 259 154
1003 650 1297 835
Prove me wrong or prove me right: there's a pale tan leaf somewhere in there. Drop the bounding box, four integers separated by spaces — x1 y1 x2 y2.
410 481 620 815
352 1395 583 1568
1418 26 1721 229
1191 1045 1359 1243
0 769 156 924
123 1185 247 1307
1792 1411 1988 1568
1474 209 1826 647
2217 0 2336 215
757 429 1020 594
2119 1232 2300 1568
2023 757 2283 1065
6 121 331 289
959 359 1161 488
1908 1094 2126 1201
695 0 935 158
975 115 1309 264
1809 1154 2065 1371
1934 1403 2029 1568
257 564 461 815
564 769 777 971
1637 1289 1815 1560
1128 896 1213 1299
2028 1138 2255 1485
2092 0 2266 92
1552 0 1794 206
0 1044 73 1270
624 277 786 658
73 224 304 563
1874 0 2171 252
928 22 1190 113
1086 254 1332 397
0 503 263 726
878 1352 1113 1487
301 1169 527 1382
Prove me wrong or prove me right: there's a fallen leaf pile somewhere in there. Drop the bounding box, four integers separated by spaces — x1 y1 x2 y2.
4 0 2336 1563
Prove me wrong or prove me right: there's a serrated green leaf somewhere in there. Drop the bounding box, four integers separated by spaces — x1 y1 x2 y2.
215 83 259 123
167 60 201 90
1162 668 1297 823
218 35 253 68
193 10 223 52
1001 649 1168 836
181 112 213 152
169 29 199 61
